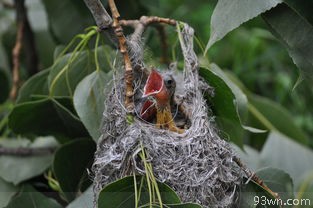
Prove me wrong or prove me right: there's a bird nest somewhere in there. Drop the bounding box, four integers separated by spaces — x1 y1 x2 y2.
92 23 244 207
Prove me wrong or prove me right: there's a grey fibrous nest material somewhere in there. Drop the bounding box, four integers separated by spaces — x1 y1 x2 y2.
92 23 243 207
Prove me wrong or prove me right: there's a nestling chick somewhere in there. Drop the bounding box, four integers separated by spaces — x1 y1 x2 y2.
140 69 184 133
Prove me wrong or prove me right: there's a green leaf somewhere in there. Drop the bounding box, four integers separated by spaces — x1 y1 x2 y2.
260 131 313 186
16 68 50 104
249 94 308 145
224 70 308 145
48 46 113 97
53 138 96 202
48 50 94 97
205 0 282 52
234 131 313 188
206 63 249 120
74 71 112 141
34 30 57 68
200 69 243 147
0 69 10 104
262 3 313 81
240 179 280 208
66 186 93 208
0 177 18 208
5 185 62 208
0 137 58 185
200 64 248 147
8 97 88 140
96 46 115 73
98 176 181 208
283 0 313 25
295 173 313 208
42 0 95 44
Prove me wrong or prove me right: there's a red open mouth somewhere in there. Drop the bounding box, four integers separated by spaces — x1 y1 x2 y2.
143 69 164 97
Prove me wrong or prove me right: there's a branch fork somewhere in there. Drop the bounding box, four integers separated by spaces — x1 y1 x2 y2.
84 0 178 113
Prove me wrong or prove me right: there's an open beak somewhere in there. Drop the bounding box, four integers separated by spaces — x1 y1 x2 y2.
142 69 164 98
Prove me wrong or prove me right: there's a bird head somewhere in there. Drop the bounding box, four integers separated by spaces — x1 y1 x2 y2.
142 69 176 107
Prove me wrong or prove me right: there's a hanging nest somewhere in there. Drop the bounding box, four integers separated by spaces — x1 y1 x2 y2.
92 23 244 208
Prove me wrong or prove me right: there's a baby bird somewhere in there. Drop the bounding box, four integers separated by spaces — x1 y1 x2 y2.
140 69 184 134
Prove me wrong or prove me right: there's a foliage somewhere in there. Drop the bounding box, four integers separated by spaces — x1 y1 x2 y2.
0 0 312 207
0 137 57 185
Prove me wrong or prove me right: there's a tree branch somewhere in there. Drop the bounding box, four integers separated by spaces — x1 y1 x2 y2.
108 0 134 112
15 0 39 76
83 0 178 112
84 0 134 112
0 146 56 156
120 16 176 44
10 21 23 100
83 0 112 30
234 156 280 200
10 0 39 100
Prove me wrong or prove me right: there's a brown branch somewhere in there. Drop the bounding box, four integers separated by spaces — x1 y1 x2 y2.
234 157 281 202
84 0 134 112
10 21 23 100
10 0 39 100
120 16 176 43
120 16 176 28
108 0 134 112
119 19 139 28
120 16 176 65
15 0 39 76
0 146 56 156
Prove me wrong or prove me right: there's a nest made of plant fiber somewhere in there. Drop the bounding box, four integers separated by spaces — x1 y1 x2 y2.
92 23 244 208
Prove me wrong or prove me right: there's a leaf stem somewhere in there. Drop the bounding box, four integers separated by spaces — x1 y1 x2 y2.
94 31 101 72
140 143 153 208
133 172 139 208
247 103 276 131
49 29 97 96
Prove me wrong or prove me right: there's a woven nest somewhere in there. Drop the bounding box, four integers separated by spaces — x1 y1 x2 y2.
92 23 244 208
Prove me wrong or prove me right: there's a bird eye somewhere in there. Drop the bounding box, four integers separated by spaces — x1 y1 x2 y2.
166 79 173 86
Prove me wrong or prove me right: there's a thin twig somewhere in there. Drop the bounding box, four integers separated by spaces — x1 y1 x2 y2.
120 16 176 65
108 0 134 112
14 0 39 76
120 16 176 43
10 0 39 100
120 16 176 28
10 21 23 100
0 146 56 156
233 157 280 200
84 0 135 111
